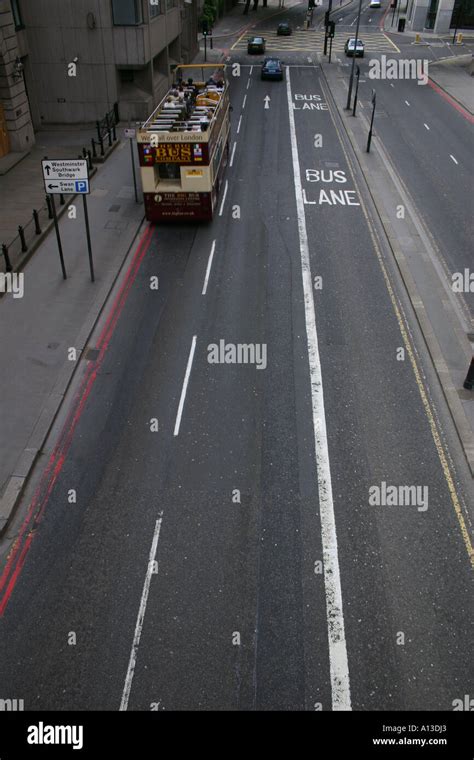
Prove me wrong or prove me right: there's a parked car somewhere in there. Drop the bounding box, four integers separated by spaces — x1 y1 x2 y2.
344 38 365 57
261 58 284 81
369 0 381 7
277 21 292 35
247 36 266 54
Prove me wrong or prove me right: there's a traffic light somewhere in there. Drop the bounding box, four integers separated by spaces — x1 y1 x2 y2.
324 10 330 27
308 0 315 8
202 19 209 35
328 20 335 38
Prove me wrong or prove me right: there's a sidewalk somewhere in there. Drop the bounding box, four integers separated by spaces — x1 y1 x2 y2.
0 139 144 531
0 127 118 274
321 61 474 475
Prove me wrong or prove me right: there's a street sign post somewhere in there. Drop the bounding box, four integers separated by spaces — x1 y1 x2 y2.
124 128 139 203
41 157 94 281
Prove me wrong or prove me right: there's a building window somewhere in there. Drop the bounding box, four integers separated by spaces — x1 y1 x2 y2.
10 0 24 30
112 0 143 25
150 1 162 17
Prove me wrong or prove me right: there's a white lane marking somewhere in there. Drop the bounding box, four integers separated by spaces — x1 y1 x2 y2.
424 123 430 130
230 140 237 167
237 114 242 133
120 515 163 711
242 94 247 109
246 78 251 89
249 65 253 75
202 240 216 295
405 100 410 106
450 154 458 165
173 336 197 437
218 179 229 216
307 56 312 63
285 68 351 712
390 83 395 87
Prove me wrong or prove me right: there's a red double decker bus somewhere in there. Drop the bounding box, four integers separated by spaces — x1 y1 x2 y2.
137 64 230 222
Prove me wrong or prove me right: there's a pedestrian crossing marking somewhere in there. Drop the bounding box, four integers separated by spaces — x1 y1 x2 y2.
232 29 400 54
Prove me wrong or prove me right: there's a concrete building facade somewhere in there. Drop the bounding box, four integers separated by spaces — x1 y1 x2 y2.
407 0 474 33
0 0 199 157
0 0 35 156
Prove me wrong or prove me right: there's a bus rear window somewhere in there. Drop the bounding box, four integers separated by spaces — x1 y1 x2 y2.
157 163 181 181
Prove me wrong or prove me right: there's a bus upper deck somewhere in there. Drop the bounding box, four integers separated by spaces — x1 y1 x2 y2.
137 65 231 222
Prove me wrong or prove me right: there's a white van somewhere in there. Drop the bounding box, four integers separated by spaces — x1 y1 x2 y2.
369 0 381 7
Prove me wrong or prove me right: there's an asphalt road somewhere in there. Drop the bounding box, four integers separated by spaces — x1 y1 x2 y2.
0 54 472 711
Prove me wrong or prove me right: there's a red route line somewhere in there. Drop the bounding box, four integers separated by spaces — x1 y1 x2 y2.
427 77 474 124
0 224 154 615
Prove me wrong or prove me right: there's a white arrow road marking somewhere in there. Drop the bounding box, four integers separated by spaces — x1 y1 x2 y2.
286 68 352 711
264 95 271 109
120 514 164 711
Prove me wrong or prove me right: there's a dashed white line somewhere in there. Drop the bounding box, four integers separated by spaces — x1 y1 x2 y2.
120 514 163 711
450 154 458 165
237 114 242 133
202 240 216 296
405 100 410 106
390 83 395 87
286 68 352 712
242 94 247 109
218 179 229 216
173 336 197 437
424 123 430 130
229 140 237 167
249 65 253 75
246 78 251 89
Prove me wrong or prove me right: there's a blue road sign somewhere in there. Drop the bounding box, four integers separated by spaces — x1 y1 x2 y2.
75 180 89 193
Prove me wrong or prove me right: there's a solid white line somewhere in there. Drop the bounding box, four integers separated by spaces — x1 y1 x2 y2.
230 140 237 167
237 114 242 133
242 94 247 109
450 154 458 165
202 240 216 295
285 68 351 711
173 336 197 437
120 515 163 711
424 123 430 130
218 179 229 216
405 100 410 106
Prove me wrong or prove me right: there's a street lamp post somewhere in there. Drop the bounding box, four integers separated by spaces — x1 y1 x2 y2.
346 0 363 109
366 90 376 152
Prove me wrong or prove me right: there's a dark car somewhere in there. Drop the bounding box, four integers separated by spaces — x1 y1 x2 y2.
247 36 266 54
261 58 284 81
277 21 292 35
344 38 364 57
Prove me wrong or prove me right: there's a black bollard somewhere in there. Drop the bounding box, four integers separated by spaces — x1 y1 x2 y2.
33 209 42 235
91 137 97 158
2 243 12 272
46 195 53 219
18 225 28 253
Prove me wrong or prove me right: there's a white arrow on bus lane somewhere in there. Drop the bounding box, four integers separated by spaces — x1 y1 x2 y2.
264 95 271 109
